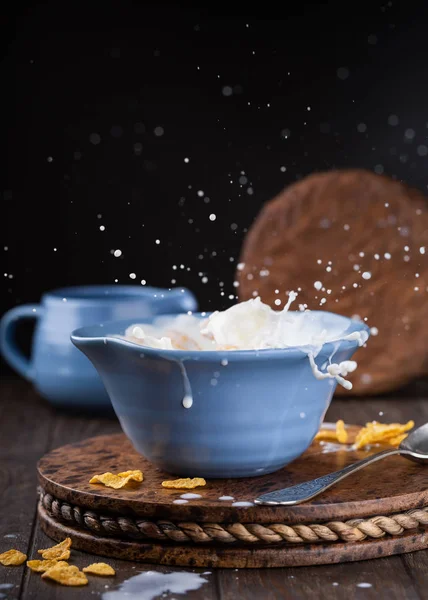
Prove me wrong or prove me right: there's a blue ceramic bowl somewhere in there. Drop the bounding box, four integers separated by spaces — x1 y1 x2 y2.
71 311 369 478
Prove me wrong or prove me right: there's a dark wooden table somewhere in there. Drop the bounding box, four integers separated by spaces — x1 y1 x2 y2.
0 378 427 599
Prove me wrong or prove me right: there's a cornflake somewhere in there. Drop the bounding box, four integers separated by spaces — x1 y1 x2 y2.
27 559 68 573
162 477 206 489
353 421 414 450
38 537 72 561
83 562 116 576
0 549 27 566
315 420 348 443
89 470 143 489
336 420 348 444
42 563 88 586
388 433 409 446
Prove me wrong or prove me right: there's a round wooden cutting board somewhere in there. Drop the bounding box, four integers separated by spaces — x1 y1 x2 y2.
37 429 428 568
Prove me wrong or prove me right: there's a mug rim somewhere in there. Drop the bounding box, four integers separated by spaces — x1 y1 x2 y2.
42 285 191 305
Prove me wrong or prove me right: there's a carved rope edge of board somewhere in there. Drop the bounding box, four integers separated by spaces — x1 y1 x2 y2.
38 490 428 546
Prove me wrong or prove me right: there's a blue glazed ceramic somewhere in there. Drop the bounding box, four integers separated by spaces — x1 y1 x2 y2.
0 285 197 409
71 311 369 477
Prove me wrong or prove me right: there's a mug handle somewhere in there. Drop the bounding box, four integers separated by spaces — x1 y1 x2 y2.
0 304 42 381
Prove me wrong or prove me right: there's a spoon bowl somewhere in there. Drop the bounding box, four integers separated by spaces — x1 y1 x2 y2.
399 422 428 463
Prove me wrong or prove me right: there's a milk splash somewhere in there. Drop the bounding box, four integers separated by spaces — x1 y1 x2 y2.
125 293 370 400
308 354 357 390
102 570 208 600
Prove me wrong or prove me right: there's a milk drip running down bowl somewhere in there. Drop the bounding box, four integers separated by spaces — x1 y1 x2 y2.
71 296 370 478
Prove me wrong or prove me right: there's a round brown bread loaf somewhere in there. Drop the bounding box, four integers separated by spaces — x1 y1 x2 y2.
237 169 428 395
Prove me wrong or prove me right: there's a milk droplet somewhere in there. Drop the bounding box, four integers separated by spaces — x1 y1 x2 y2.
89 133 101 145
314 281 322 291
209 214 216 221
362 271 371 280
274 299 282 306
182 395 193 409
370 327 379 336
337 67 350 80
384 252 391 260
129 273 136 279
420 246 426 254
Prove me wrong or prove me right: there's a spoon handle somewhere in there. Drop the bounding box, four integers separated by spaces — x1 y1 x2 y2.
255 448 409 505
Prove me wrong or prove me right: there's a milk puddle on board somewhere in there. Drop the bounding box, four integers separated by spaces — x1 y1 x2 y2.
102 570 208 600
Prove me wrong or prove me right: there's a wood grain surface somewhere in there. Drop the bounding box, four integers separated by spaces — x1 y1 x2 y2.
37 427 428 524
1 378 427 599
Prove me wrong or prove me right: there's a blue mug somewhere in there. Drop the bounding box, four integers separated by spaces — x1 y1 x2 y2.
0 285 197 409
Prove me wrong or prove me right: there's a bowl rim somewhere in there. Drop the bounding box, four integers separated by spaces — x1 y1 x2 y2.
71 310 370 363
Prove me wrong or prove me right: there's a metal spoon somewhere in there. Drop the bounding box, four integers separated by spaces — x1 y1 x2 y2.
254 422 428 506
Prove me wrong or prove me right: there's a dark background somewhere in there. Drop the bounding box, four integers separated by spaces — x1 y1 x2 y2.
2 1 428 373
